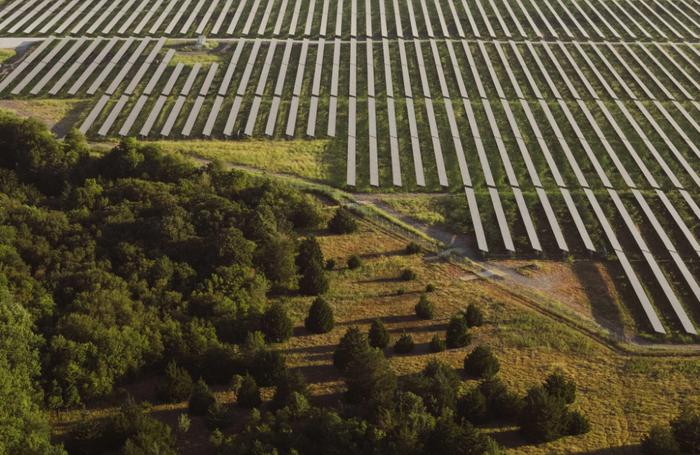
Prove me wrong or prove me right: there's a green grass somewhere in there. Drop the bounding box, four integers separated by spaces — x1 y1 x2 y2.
0 48 15 63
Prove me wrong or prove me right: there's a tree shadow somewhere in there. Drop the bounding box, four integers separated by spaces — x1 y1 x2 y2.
571 261 625 337
52 99 91 138
340 314 418 326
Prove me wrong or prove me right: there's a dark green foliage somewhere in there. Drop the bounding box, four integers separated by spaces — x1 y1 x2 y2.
393 333 415 354
188 379 216 416
415 294 435 320
519 386 569 442
347 254 363 269
544 370 576 405
425 283 436 292
400 268 417 281
261 302 293 342
380 391 436 453
157 361 193 403
463 346 500 379
325 259 336 270
238 374 262 408
671 407 700 453
368 319 390 349
122 417 177 455
271 370 308 410
457 388 488 424
405 242 422 254
204 402 229 431
304 297 335 334
464 303 484 327
425 419 501 455
344 348 397 408
446 315 471 349
566 410 591 436
404 360 461 416
328 207 358 234
429 334 446 352
255 232 298 292
298 258 329 295
244 348 287 387
333 327 370 371
296 236 324 271
479 378 523 421
641 425 681 455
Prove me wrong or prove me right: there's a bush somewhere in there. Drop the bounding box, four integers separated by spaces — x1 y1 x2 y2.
304 297 335 334
237 374 261 408
325 259 336 270
641 425 680 455
415 294 435 320
393 333 415 354
344 348 396 408
405 242 421 254
328 207 358 234
463 346 500 379
457 388 488 424
566 410 591 436
400 268 417 281
464 303 484 327
426 419 501 455
425 283 436 292
404 360 461 416
544 370 576 405
671 407 700 453
188 379 216 416
157 361 193 403
333 327 370 371
298 259 329 295
245 348 287 387
368 319 390 349
479 378 523 421
519 386 568 442
347 255 363 269
261 302 293 342
271 370 308 410
429 334 446 352
446 316 471 349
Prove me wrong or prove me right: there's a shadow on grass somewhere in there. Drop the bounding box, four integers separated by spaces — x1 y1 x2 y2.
571 261 624 336
52 100 91 138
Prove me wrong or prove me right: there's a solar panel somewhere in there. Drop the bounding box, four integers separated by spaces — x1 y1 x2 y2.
148 0 178 33
334 0 343 36
478 41 506 99
165 0 193 35
523 0 557 36
119 95 148 136
203 96 224 136
398 40 413 97
142 49 175 95
98 95 129 136
79 94 110 134
125 39 166 95
501 0 527 36
524 42 561 99
105 38 150 95
462 41 487 99
303 0 317 35
288 0 302 34
85 38 134 95
266 97 280 136
12 39 69 95
56 0 94 33
512 0 542 37
558 188 595 252
538 100 589 187
367 39 375 97
211 0 233 34
285 96 300 136
181 63 202 96
430 41 449 98
557 42 598 99
572 42 618 99
255 43 276 95
70 0 108 34
474 0 497 37
656 189 700 256
458 0 480 36
182 96 205 136
519 100 565 187
489 187 515 252
494 42 524 99
417 0 435 37
368 97 379 186
330 39 340 96
652 100 700 157
610 0 651 38
462 99 495 186
387 98 402 186
311 39 325 96
86 0 122 34
50 39 102 95
605 43 654 99
620 0 667 38
307 96 319 137
487 0 511 37
292 40 309 96
553 0 589 38
161 96 186 136
319 0 330 35
641 0 688 39
22 0 65 34
405 0 419 37
66 38 116 95
379 0 389 36
465 187 488 253
500 101 540 185
223 96 243 135
349 40 357 97
0 0 31 24
445 41 468 99
444 99 472 187
589 0 633 38
405 98 425 186
588 44 637 99
32 39 86 95
140 95 167 136
181 0 210 34
482 100 518 186
226 0 248 34
118 0 149 34
6 0 50 33
102 0 139 34
161 63 184 95
647 44 699 96
580 0 620 38
197 0 221 34
327 96 337 136
513 187 542 252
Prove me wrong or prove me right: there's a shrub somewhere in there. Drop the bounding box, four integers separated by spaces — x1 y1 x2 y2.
446 316 471 349
425 283 436 292
519 386 568 442
204 402 228 430
671 407 700 453
463 346 500 379
457 388 488 424
245 348 287 387
426 419 501 455
271 370 308 410
237 374 261 408
325 259 336 270
464 303 484 327
368 319 390 349
328 207 358 234
393 333 415 354
544 370 576 405
479 378 523 421
429 334 446 352
415 294 435 320
157 361 193 403
333 327 370 371
347 255 362 269
404 360 461 416
400 268 417 281
261 302 293 342
405 242 421 254
641 425 680 455
298 259 329 295
566 410 591 436
304 297 335 334
344 348 396 408
188 379 216 416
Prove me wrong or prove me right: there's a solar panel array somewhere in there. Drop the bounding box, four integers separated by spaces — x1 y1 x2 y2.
0 0 699 336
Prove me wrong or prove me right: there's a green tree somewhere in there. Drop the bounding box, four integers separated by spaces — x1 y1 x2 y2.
457 388 488 424
122 417 177 455
446 315 471 349
188 379 216 416
298 259 329 296
368 320 390 349
344 348 397 408
544 370 576 405
271 370 308 410
429 335 446 353
328 207 358 234
333 327 370 371
415 294 435 320
426 419 501 455
157 361 193 403
464 303 484 327
237 374 262 408
463 345 500 379
519 386 568 442
347 255 363 269
393 333 416 354
261 302 293 342
304 297 335 334
641 425 680 455
671 407 700 453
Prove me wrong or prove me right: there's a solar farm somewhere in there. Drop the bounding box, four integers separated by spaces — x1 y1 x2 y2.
0 0 699 338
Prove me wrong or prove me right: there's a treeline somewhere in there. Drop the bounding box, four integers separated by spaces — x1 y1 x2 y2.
0 112 348 453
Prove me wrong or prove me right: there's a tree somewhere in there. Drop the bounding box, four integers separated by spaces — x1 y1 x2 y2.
368 320 390 349
544 370 576 405
464 303 484 327
641 425 680 455
671 407 700 453
429 335 446 352
298 259 329 296
519 386 568 442
463 346 500 379
393 333 415 354
296 236 324 272
404 360 461 416
446 315 471 349
188 379 216 416
415 294 435 320
271 369 308 410
157 361 193 403
261 302 293 342
344 348 396 408
566 410 590 436
400 268 417 281
328 207 358 234
347 255 362 269
405 242 421 254
305 297 335 334
456 388 488 424
425 419 501 455
479 378 523 421
122 417 177 455
333 327 370 371
237 374 262 408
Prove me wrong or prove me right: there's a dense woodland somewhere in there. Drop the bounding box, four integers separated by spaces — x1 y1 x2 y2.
0 112 697 454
